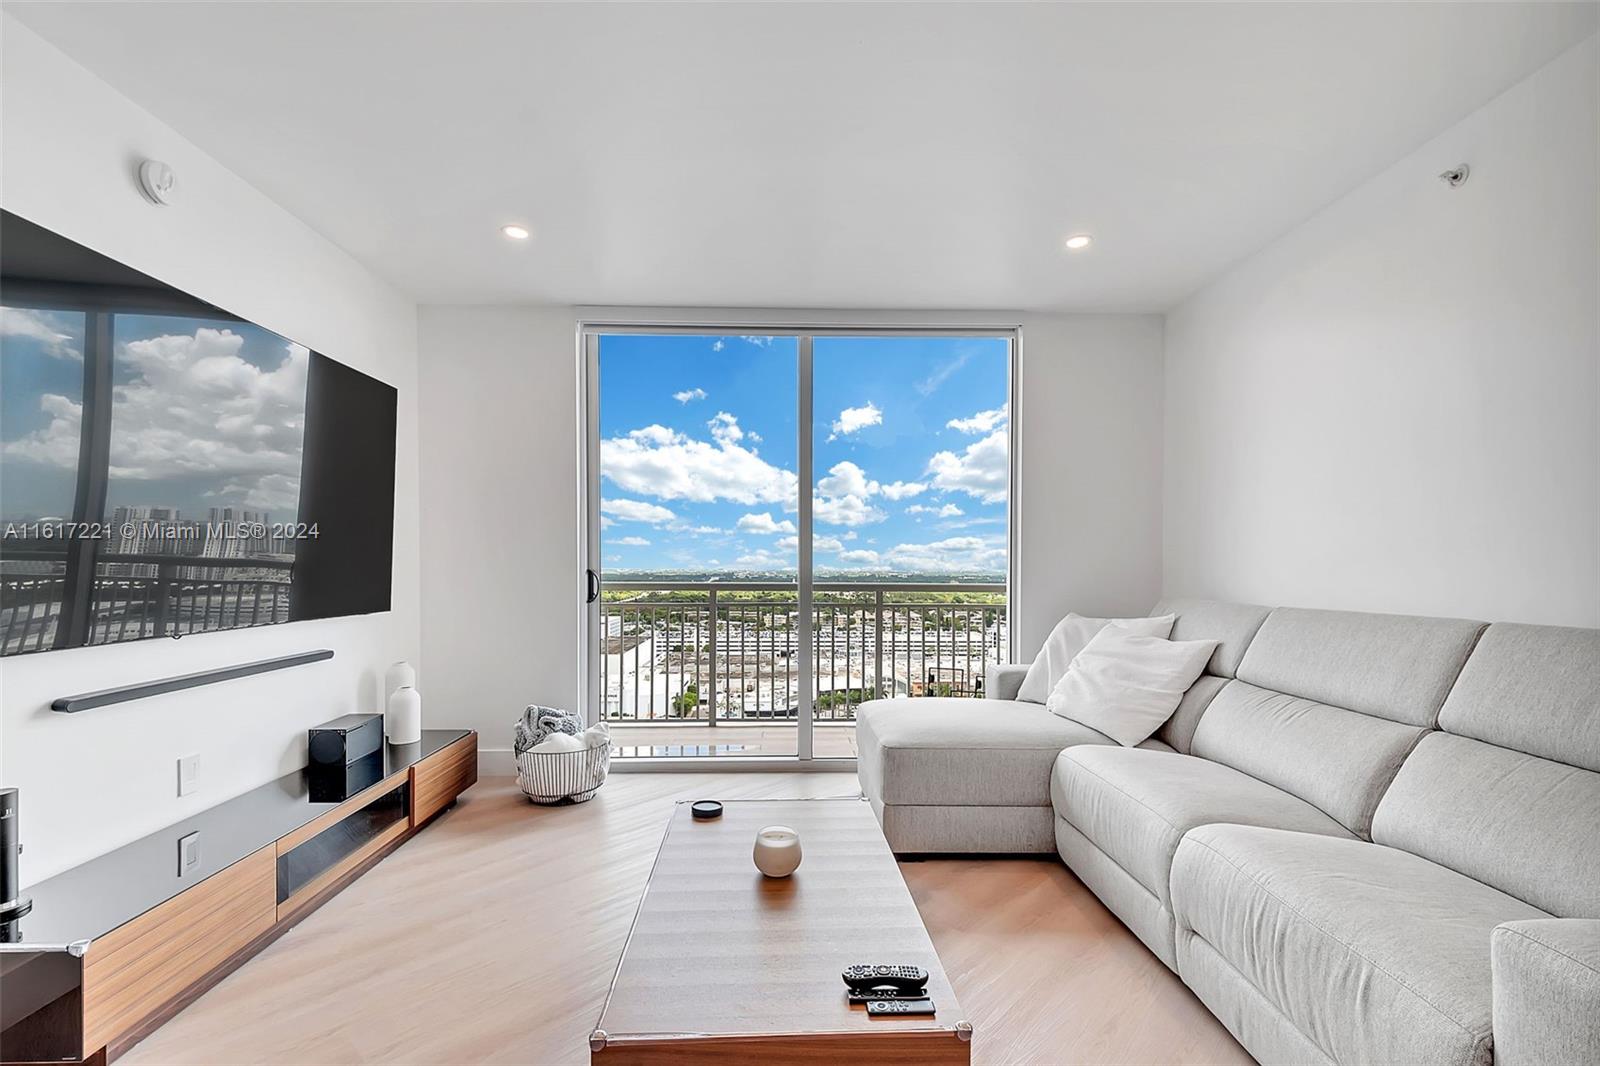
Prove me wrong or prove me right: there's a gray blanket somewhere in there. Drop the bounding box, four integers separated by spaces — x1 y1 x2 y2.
514 705 581 755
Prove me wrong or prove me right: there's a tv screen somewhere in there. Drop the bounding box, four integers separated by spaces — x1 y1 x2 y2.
0 210 396 656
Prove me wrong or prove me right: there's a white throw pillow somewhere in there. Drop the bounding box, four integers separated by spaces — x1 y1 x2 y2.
1016 612 1176 704
1046 629 1219 746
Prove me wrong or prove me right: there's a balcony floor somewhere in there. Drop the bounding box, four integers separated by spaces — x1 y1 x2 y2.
609 721 858 759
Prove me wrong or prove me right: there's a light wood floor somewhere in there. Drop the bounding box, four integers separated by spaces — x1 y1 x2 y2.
121 774 1251 1066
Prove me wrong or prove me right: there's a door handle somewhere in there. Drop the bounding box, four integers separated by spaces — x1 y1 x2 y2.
585 569 600 604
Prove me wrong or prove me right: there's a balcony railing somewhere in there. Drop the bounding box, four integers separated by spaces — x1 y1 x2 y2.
600 581 1007 725
0 552 293 654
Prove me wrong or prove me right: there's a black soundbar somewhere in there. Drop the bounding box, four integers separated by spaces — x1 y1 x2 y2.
50 650 335 713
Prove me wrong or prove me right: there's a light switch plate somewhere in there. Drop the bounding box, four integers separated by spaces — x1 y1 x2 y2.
178 831 200 876
177 753 199 797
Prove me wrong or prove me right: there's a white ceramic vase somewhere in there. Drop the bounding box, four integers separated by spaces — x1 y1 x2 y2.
387 660 416 695
752 825 802 878
387 684 422 744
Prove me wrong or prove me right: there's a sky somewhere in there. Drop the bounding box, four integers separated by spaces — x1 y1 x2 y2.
1 305 307 522
598 332 1009 577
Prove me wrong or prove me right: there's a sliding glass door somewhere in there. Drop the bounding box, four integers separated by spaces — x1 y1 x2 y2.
583 327 1012 763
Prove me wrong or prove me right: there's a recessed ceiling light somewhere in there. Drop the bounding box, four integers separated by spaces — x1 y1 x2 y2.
1064 233 1093 251
501 224 531 241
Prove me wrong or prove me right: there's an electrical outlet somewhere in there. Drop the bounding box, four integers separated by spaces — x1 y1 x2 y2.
178 831 200 876
177 753 199 797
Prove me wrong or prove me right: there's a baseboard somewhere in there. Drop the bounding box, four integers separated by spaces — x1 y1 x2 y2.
479 748 516 776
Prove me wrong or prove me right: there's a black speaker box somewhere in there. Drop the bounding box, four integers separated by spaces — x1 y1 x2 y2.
308 713 383 768
308 749 385 803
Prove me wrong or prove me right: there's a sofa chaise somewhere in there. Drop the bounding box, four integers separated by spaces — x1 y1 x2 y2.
854 599 1600 1065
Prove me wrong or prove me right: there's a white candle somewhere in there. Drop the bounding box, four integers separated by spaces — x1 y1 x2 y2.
752 825 803 878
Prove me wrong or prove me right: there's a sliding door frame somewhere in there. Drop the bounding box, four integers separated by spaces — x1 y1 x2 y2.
578 320 1021 772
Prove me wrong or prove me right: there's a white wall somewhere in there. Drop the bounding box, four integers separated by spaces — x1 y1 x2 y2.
1163 37 1599 626
416 306 1163 764
417 307 583 766
0 20 421 881
1015 314 1165 641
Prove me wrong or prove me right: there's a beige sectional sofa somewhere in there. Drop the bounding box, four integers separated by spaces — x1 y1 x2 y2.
854 600 1600 1065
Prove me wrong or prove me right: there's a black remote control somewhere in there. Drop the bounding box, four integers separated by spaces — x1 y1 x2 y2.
846 986 926 1003
867 998 936 1017
842 964 929 993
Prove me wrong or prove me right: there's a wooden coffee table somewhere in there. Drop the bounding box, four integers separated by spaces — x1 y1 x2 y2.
590 798 972 1064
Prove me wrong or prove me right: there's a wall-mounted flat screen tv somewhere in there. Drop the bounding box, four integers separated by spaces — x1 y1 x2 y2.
0 210 397 656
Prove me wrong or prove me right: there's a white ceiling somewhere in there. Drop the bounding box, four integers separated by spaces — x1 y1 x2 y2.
7 2 1596 311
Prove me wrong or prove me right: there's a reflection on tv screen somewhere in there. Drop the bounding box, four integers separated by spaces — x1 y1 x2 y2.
0 210 396 656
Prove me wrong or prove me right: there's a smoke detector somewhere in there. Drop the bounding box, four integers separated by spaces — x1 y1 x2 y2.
138 159 177 206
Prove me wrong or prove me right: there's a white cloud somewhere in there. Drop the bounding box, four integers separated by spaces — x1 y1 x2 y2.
706 411 744 444
673 387 707 404
927 428 1008 503
813 493 885 527
828 401 882 441
711 339 726 352
600 414 798 505
735 547 791 569
1 307 82 360
817 460 879 499
773 534 843 553
883 536 1005 573
612 535 651 547
3 394 84 470
946 404 1008 435
740 335 775 348
203 472 301 512
737 512 797 535
601 498 678 525
812 461 888 525
5 328 309 514
880 480 927 500
837 549 881 566
907 503 964 518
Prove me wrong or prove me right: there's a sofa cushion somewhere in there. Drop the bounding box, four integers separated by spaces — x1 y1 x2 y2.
1436 622 1600 771
1053 816 1181 966
1149 599 1272 754
1051 747 1353 907
1046 631 1218 746
1016 612 1175 705
1157 674 1228 755
1371 732 1600 917
1171 824 1549 1066
1189 680 1424 837
1150 598 1272 679
855 697 1171 808
1235 607 1484 727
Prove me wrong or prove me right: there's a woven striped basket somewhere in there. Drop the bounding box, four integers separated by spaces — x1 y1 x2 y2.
516 743 611 805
